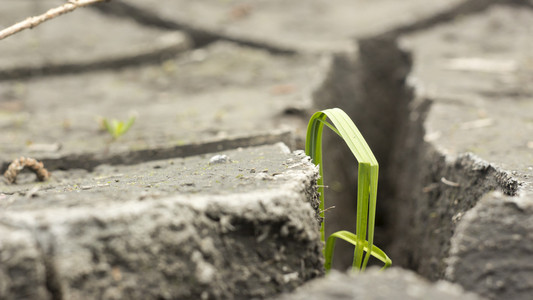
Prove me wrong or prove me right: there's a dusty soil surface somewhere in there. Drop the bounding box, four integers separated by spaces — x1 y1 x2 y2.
97 0 467 53
400 5 533 174
1 144 311 209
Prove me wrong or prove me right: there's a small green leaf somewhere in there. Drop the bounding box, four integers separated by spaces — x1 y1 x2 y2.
101 115 136 140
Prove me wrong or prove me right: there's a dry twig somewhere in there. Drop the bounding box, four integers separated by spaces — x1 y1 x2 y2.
440 177 460 187
4 157 50 184
0 0 109 41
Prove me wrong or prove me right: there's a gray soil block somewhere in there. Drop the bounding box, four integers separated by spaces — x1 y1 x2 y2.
275 269 483 300
383 5 533 300
0 143 323 299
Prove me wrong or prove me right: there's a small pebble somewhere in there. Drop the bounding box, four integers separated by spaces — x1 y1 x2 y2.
209 154 230 165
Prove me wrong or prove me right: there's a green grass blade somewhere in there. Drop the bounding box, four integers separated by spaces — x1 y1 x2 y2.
305 108 384 271
324 230 391 272
354 163 370 270
306 111 327 243
317 119 340 137
362 165 379 270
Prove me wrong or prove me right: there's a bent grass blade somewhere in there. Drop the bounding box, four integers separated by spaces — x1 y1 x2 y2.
305 108 389 271
324 231 391 272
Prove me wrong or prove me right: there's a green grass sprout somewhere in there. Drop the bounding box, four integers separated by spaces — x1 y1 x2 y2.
102 115 136 140
305 108 391 272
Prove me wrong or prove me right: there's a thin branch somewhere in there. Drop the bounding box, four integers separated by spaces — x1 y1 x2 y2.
0 0 109 41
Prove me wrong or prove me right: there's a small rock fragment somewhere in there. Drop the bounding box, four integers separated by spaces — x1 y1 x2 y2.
209 154 230 165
